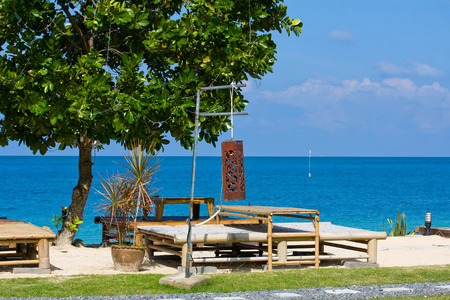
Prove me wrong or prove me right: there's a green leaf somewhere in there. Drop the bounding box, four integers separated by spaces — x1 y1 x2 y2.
291 19 301 26
39 69 47 76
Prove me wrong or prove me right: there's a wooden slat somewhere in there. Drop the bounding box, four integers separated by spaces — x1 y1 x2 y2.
219 205 319 215
218 211 267 221
0 259 40 266
147 244 182 257
0 223 55 240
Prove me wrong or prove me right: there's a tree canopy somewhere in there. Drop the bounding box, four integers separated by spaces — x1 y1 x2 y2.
0 0 302 245
0 0 302 153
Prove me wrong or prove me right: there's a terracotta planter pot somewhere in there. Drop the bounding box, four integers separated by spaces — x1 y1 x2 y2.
111 245 145 272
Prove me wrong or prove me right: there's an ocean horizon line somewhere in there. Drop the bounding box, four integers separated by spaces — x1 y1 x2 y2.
0 154 449 158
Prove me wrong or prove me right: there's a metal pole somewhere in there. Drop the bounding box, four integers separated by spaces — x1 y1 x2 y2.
185 88 201 278
199 83 246 91
185 83 246 278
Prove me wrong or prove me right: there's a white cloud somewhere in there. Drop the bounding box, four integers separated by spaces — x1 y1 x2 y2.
256 77 450 132
327 30 353 42
377 60 445 78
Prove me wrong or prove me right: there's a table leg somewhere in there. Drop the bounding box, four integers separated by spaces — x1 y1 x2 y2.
193 203 200 220
38 239 50 269
155 202 164 221
206 200 215 217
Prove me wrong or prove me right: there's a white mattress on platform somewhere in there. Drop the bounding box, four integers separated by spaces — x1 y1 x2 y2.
138 222 386 244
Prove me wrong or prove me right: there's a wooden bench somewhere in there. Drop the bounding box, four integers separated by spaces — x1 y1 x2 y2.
0 220 55 269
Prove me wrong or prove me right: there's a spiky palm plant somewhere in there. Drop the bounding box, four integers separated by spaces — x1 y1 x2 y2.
121 142 160 245
383 207 413 237
96 173 129 244
96 141 160 246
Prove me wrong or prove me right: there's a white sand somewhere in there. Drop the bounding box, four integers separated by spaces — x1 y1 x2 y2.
0 235 449 279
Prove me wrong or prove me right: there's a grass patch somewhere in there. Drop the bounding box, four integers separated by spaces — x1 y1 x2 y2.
0 265 448 298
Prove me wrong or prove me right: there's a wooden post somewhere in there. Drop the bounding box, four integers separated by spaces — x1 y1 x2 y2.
27 243 37 260
181 243 188 267
367 239 378 263
135 233 144 246
102 224 108 245
277 240 287 263
267 215 273 271
314 214 320 269
319 242 325 253
193 203 200 220
38 239 50 269
145 236 154 257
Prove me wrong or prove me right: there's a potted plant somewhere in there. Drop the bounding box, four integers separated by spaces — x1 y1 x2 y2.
96 141 160 272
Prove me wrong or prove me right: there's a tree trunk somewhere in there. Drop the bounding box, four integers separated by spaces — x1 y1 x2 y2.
55 137 93 246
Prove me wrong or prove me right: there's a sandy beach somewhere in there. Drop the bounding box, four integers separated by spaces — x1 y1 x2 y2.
1 235 449 279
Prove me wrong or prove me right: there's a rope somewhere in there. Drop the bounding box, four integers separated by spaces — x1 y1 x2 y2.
230 81 235 139
193 145 226 228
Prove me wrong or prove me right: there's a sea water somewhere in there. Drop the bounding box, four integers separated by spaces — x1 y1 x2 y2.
0 156 449 244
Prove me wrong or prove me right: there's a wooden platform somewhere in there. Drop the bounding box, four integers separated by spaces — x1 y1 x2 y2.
216 205 321 270
0 220 55 269
138 222 385 270
95 216 259 245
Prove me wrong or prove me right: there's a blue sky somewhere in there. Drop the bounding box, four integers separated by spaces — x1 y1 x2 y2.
2 0 450 156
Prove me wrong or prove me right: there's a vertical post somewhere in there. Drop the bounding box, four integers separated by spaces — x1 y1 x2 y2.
145 236 154 257
185 88 201 278
367 239 378 263
27 243 37 260
181 243 189 267
135 233 144 247
38 239 50 269
314 213 320 269
277 240 287 264
267 214 273 271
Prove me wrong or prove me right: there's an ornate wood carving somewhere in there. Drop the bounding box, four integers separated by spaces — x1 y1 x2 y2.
221 140 246 200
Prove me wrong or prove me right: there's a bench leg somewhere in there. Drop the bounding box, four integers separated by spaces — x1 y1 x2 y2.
38 239 50 269
27 243 37 260
367 239 378 263
181 243 189 268
145 237 154 257
277 241 288 263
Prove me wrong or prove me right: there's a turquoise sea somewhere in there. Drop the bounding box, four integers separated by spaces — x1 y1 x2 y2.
0 156 449 244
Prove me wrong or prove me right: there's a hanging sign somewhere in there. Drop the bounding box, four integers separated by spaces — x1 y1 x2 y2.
221 140 246 201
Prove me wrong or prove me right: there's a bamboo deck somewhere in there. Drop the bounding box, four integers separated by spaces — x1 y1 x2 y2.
0 221 55 269
138 222 386 270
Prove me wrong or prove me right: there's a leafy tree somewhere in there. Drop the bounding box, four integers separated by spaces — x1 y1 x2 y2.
0 0 302 245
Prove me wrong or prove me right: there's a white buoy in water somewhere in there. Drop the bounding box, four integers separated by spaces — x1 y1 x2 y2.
308 150 311 178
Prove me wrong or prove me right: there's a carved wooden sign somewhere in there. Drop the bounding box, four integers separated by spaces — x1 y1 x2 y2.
221 140 246 200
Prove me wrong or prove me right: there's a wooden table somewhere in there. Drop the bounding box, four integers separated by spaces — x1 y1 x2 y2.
217 205 320 270
0 221 55 269
153 197 215 221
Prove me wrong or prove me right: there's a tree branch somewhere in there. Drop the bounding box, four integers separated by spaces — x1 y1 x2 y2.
62 5 89 54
